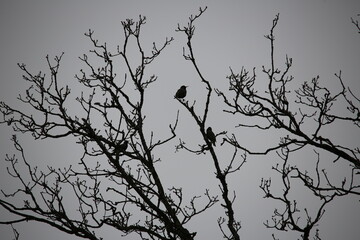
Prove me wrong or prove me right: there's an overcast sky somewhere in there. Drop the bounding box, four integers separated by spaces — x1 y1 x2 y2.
1 1 360 239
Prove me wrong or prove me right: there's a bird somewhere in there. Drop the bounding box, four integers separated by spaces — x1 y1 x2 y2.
174 85 187 99
206 127 216 146
118 140 128 152
114 140 128 155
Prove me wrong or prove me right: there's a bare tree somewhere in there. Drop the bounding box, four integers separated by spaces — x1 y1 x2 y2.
175 7 243 240
259 146 357 240
0 14 218 240
215 13 360 239
217 14 360 168
0 7 359 240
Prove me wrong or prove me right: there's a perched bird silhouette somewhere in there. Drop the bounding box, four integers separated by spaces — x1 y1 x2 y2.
174 85 187 99
114 140 128 155
206 127 216 146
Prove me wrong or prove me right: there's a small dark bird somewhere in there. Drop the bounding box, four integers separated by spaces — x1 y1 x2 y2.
114 140 128 155
118 140 128 152
206 127 216 146
174 85 187 99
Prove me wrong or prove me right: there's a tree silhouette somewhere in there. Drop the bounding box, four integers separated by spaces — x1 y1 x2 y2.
215 12 360 240
0 7 359 240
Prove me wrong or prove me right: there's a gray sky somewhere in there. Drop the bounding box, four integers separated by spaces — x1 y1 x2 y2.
1 1 360 239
